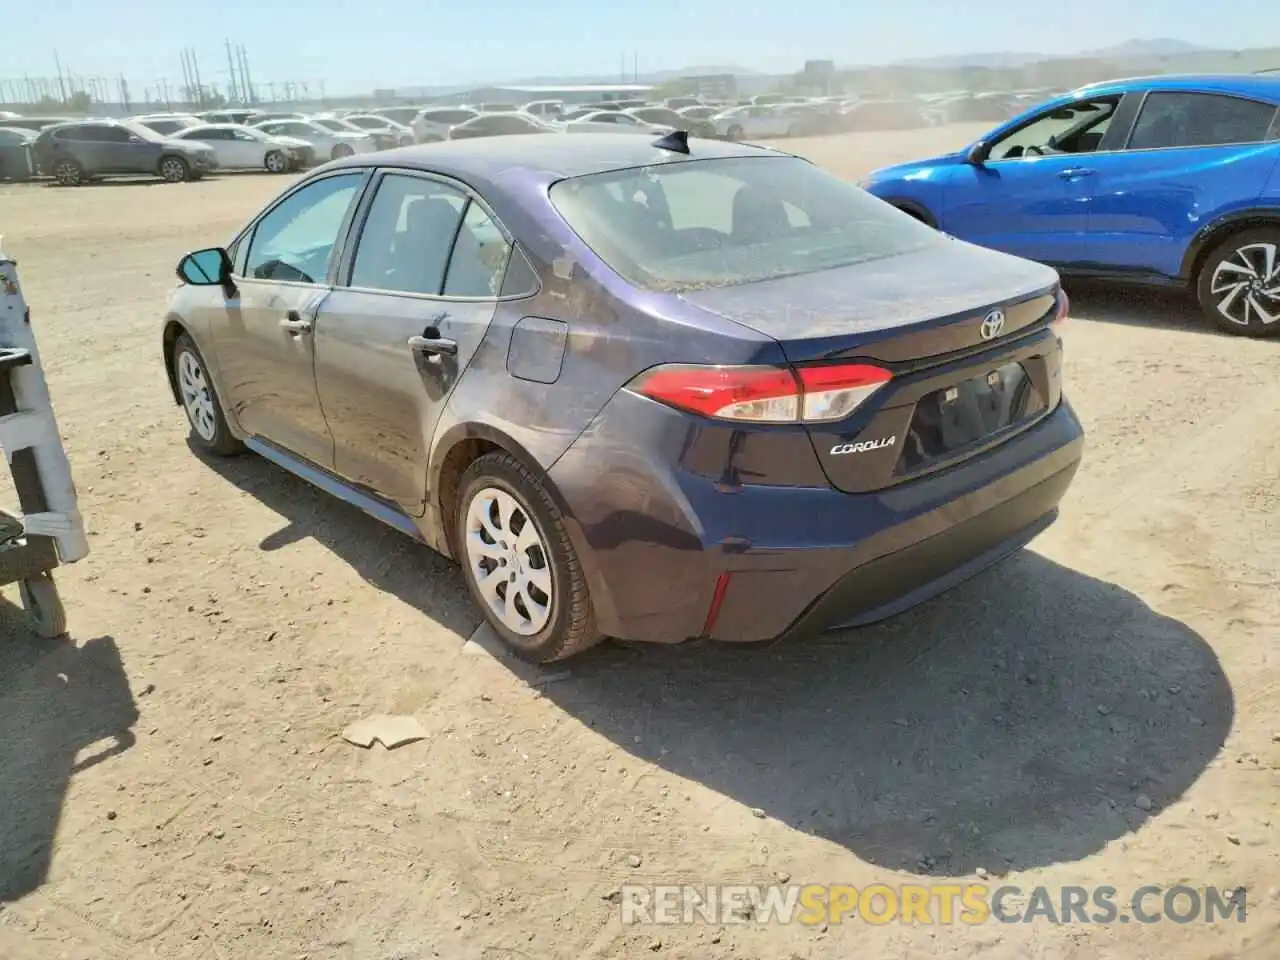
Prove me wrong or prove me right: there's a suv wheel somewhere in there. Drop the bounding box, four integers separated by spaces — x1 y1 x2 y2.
264 149 288 173
52 158 84 186
1196 227 1280 336
455 452 602 663
159 155 190 183
172 333 241 455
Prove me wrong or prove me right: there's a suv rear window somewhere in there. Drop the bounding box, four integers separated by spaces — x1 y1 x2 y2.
549 156 942 292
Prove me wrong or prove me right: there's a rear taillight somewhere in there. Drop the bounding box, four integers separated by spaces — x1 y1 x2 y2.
628 362 892 424
1052 289 1069 331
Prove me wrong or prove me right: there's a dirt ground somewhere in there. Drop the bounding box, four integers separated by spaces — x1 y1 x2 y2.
0 124 1277 960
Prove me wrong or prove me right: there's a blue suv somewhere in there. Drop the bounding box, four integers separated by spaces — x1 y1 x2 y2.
860 75 1280 336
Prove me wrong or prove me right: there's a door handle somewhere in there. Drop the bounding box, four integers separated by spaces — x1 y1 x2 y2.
1057 167 1095 180
279 310 312 333
408 334 458 356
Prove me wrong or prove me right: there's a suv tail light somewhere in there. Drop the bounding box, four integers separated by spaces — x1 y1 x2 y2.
1052 289 1069 331
628 362 892 424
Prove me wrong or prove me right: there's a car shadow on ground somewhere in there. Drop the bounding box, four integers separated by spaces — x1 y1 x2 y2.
1065 281 1217 335
543 549 1233 876
190 441 479 639
0 608 137 903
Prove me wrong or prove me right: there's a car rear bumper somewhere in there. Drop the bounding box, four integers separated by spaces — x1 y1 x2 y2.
548 391 1084 645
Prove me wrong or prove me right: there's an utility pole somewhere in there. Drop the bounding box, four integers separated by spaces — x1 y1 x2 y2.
53 50 68 102
190 48 205 108
180 50 193 105
119 75 131 113
633 51 638 84
225 39 239 102
238 45 253 104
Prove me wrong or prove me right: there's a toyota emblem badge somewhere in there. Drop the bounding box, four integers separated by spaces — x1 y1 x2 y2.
980 309 1006 341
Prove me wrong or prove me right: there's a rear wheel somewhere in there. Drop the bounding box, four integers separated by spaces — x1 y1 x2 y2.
52 157 84 186
1196 227 1280 336
172 333 241 456
455 452 602 663
726 124 745 141
264 149 288 173
331 143 354 160
159 155 190 183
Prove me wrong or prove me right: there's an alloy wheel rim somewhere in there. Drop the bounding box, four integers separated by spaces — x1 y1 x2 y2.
55 162 78 185
1210 242 1280 327
161 159 185 182
463 486 553 637
266 152 285 171
177 350 218 442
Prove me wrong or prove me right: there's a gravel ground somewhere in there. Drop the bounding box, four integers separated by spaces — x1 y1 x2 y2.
0 125 1277 960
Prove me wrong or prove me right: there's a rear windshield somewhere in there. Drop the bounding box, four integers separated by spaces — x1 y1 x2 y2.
548 156 941 292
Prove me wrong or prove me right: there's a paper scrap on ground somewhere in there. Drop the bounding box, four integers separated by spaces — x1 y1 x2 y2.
341 714 429 750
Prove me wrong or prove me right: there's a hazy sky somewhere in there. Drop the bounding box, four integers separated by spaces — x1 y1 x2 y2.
4 0 1273 95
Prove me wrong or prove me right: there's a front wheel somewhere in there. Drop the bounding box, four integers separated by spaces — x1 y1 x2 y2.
20 572 66 638
331 143 354 160
1196 227 1280 336
455 452 602 663
172 333 241 456
264 149 288 173
52 157 84 186
159 155 190 183
726 124 745 141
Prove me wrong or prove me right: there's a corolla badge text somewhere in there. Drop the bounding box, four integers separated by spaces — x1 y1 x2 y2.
830 437 896 456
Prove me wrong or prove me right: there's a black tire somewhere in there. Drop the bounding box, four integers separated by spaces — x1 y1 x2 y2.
264 149 288 173
171 333 242 456
331 143 354 160
1195 227 1280 337
158 155 190 183
52 157 84 186
454 452 602 663
726 124 745 141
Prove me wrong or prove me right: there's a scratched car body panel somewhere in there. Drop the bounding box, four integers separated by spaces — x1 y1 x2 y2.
161 133 1084 661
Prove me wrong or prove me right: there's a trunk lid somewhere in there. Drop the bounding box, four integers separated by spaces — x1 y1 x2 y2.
679 238 1059 364
680 240 1065 494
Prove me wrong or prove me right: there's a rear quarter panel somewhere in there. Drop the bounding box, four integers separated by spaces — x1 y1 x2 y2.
429 175 780 526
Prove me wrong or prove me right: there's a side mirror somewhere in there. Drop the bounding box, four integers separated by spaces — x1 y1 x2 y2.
965 141 988 165
177 247 232 286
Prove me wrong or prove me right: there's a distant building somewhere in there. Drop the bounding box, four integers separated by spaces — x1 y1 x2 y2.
682 74 737 100
480 83 655 106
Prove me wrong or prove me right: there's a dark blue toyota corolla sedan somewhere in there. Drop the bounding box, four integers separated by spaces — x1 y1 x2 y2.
162 132 1083 661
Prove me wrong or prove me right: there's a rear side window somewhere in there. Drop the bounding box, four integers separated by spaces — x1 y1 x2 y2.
549 156 942 293
444 202 513 297
349 174 467 295
1127 92 1278 149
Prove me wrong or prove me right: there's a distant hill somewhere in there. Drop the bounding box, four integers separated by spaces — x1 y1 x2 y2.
886 38 1212 70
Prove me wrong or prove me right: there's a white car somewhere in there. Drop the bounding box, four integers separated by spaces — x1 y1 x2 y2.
563 111 673 135
252 118 376 161
168 123 313 173
712 104 812 140
337 113 416 146
411 106 479 143
133 113 205 136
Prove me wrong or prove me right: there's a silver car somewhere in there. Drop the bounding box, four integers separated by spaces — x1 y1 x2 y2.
712 104 812 140
411 107 479 143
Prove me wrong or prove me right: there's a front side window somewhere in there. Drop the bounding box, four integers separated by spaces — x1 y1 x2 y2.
550 155 942 293
988 96 1120 160
244 173 364 284
349 174 467 295
1127 92 1278 150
